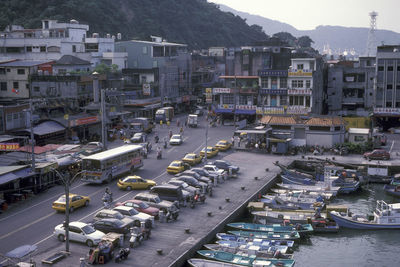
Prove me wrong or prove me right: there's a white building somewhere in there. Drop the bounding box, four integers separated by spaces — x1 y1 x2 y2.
0 19 127 69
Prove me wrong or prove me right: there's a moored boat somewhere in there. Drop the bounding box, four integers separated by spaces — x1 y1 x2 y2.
188 258 243 267
311 218 339 233
227 222 313 236
215 233 295 247
277 182 340 195
216 239 291 253
203 243 293 259
228 230 300 241
383 184 400 198
252 209 322 225
281 174 317 185
271 188 334 200
197 250 295 267
330 200 400 229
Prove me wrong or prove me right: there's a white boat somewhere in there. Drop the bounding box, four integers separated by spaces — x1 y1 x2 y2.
271 188 334 200
277 183 340 196
252 210 322 224
330 200 400 229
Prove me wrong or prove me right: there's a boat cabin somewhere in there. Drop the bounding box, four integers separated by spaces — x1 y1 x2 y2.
374 200 400 224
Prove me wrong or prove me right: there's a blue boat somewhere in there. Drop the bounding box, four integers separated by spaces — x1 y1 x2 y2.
330 200 400 229
216 239 291 253
215 233 295 247
260 195 319 211
331 177 360 194
197 250 295 267
228 230 300 241
383 184 400 198
227 222 313 237
188 258 243 267
204 243 293 259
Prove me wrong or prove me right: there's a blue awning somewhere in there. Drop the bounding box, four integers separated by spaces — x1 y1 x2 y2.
215 109 233 114
235 110 256 115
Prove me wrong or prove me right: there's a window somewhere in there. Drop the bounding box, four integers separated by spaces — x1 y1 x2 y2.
289 96 293 105
239 95 247 105
7 114 12 122
388 66 394 71
297 64 304 70
40 46 46 52
13 82 19 89
17 69 25 75
299 96 304 105
0 68 5 74
280 96 287 105
306 80 311 88
306 96 311 107
25 83 29 89
261 78 268 88
291 80 303 88
72 45 76 53
387 84 393 89
279 77 287 88
1 82 7 91
26 46 32 52
378 66 384 71
152 61 158 68
142 46 148 54
222 94 234 104
397 66 400 71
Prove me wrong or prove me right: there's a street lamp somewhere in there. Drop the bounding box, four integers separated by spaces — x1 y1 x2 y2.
52 169 85 253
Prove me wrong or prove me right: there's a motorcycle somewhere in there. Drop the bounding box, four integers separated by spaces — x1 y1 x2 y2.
129 227 144 248
114 248 130 263
102 192 113 209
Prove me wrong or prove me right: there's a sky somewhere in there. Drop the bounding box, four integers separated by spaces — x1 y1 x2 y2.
209 0 400 33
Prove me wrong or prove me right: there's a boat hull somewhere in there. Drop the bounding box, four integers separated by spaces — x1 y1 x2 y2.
330 211 400 229
383 184 400 198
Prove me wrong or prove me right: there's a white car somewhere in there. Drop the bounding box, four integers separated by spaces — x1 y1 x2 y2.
203 164 227 180
54 221 105 247
113 206 155 227
169 134 183 145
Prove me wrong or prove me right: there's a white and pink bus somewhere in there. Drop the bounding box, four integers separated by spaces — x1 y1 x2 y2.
81 145 143 184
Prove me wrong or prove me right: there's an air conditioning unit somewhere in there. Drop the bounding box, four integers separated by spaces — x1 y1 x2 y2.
272 47 280 53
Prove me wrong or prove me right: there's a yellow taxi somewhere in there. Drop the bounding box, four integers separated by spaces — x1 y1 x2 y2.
200 146 219 158
167 160 187 174
215 140 232 151
182 153 203 166
117 175 156 190
52 193 90 213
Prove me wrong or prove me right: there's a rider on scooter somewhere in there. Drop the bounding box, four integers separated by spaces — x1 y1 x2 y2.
102 187 113 208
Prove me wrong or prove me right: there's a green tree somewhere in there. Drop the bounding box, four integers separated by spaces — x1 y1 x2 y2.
297 36 314 48
273 32 297 46
94 63 111 74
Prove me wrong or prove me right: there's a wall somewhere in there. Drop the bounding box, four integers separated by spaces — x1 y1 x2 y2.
343 116 371 130
306 132 334 147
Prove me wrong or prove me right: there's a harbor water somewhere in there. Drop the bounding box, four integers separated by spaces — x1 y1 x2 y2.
294 184 400 267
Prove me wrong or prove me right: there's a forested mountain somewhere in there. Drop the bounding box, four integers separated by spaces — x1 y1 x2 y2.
0 0 269 49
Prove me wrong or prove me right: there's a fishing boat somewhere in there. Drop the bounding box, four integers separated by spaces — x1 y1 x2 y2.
216 239 291 253
271 188 334 200
252 210 322 225
228 230 300 241
277 183 340 196
263 194 325 205
281 174 317 185
330 200 400 229
188 258 243 267
260 196 318 211
197 250 295 267
227 222 313 236
330 176 360 194
274 161 314 179
383 184 400 198
203 243 293 259
311 218 339 233
215 233 295 248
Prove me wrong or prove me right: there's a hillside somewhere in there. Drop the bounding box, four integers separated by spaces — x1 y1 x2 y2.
0 0 268 49
218 4 400 55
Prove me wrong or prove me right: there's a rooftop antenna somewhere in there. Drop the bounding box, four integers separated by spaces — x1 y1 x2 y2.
366 11 378 56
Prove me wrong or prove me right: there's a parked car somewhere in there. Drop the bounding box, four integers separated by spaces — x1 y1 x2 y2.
115 199 159 218
168 179 198 197
182 153 203 166
167 160 190 174
150 184 185 205
215 140 232 151
54 221 104 247
92 218 131 235
176 170 212 186
93 209 134 227
363 149 390 160
191 167 219 184
173 175 208 193
200 146 219 158
169 134 183 145
130 133 147 143
52 193 90 213
203 164 227 180
117 175 156 190
113 206 155 227
133 192 180 219
211 160 240 173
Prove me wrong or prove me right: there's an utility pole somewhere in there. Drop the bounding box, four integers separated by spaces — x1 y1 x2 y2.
233 76 237 128
101 89 107 150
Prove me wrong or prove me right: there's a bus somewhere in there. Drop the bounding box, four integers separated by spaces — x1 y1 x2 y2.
81 145 143 184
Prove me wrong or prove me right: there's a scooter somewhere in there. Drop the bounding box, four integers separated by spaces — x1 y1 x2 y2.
114 248 130 263
129 227 144 248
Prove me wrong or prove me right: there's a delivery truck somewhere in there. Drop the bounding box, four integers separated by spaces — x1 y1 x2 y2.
155 107 174 123
129 117 154 134
187 114 198 128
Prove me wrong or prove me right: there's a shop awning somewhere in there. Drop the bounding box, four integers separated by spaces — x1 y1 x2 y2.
0 172 19 185
215 109 233 114
24 121 65 136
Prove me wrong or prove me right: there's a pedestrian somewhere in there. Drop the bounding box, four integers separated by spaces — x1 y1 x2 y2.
166 120 170 128
231 136 235 146
185 118 188 127
177 119 180 127
169 130 172 139
180 126 184 136
160 120 163 127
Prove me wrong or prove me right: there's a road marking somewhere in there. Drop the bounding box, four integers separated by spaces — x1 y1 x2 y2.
390 140 395 153
0 182 84 223
0 212 55 240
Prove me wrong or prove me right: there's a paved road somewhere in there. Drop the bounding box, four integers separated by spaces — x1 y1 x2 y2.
0 113 234 257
